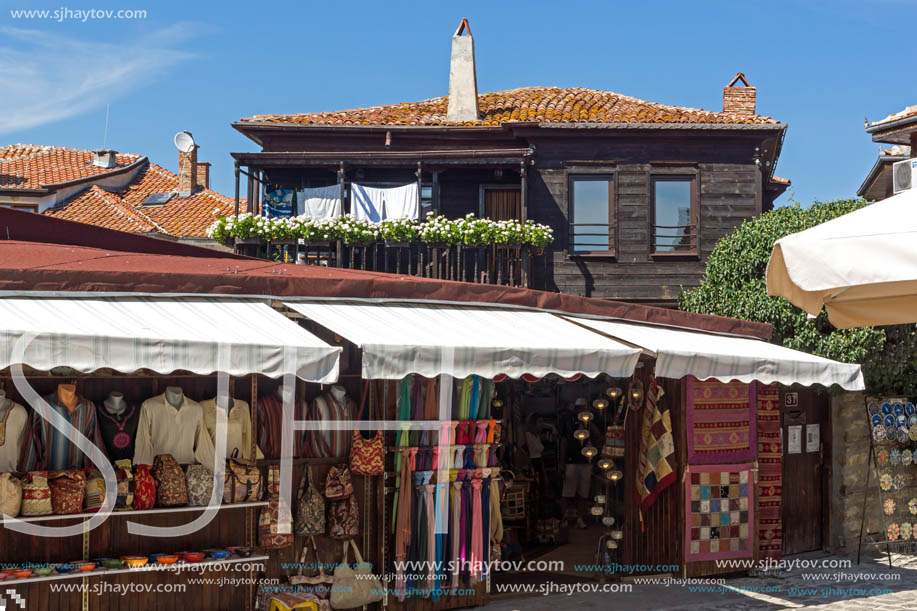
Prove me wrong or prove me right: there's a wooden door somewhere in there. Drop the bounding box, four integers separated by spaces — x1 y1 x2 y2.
781 387 829 554
483 188 521 220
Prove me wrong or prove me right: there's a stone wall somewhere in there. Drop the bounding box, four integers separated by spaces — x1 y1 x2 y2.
830 391 873 553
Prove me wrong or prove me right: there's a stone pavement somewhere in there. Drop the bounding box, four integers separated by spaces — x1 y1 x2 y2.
473 552 917 610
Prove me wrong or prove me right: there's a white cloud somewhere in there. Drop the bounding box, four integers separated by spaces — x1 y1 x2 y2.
0 25 195 133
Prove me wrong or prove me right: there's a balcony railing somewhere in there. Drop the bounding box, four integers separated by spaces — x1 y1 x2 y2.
234 239 543 289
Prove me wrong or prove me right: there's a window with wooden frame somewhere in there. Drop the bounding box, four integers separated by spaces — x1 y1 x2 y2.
0 203 38 213
651 175 697 255
569 175 614 255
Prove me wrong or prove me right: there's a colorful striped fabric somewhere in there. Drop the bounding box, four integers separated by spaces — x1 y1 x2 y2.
686 377 757 464
21 393 106 471
256 393 308 459
756 383 782 560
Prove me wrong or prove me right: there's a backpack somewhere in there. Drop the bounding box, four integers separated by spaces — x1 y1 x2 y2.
151 455 187 507
259 465 294 549
223 450 263 504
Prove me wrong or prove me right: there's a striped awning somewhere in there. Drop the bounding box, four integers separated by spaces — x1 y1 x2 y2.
564 316 864 390
0 297 340 381
284 301 641 380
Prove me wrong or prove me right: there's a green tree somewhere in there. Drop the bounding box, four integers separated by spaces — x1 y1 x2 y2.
679 198 917 394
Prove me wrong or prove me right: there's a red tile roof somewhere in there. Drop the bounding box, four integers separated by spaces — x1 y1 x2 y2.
31 145 237 239
240 86 780 127
0 144 141 190
871 104 917 127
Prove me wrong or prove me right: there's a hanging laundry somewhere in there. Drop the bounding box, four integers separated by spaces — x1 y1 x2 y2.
262 185 295 218
350 183 420 221
296 185 342 221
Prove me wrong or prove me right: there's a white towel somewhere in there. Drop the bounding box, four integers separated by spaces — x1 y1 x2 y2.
296 185 342 221
351 183 384 222
350 183 419 221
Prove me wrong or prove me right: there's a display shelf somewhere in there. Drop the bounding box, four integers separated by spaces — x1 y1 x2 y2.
0 555 270 586
0 501 268 525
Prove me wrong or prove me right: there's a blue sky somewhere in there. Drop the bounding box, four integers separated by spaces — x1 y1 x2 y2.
1 0 914 206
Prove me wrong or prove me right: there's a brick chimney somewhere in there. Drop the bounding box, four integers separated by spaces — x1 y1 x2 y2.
723 73 756 115
446 18 479 122
196 162 211 190
178 140 198 196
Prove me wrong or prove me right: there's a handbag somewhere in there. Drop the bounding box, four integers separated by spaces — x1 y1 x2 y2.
350 381 383 476
329 539 382 609
133 463 157 510
259 464 294 549
151 454 187 507
223 450 263 504
0 472 22 518
289 535 334 600
294 466 325 536
48 469 86 515
83 467 106 512
323 464 353 501
327 495 359 539
20 471 52 516
115 459 134 510
185 464 214 506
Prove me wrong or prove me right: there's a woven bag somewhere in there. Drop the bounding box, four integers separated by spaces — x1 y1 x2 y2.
350 381 383 476
294 466 325 536
152 454 187 507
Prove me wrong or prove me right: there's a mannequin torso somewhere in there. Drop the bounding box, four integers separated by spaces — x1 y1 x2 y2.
57 384 78 413
103 392 127 416
164 386 184 409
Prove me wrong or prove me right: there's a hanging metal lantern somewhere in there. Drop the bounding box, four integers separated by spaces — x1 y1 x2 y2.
597 458 613 471
606 469 623 482
611 530 624 540
606 386 622 401
606 540 618 549
592 398 609 410
590 505 604 516
573 428 589 442
581 443 598 459
628 379 644 410
577 410 594 424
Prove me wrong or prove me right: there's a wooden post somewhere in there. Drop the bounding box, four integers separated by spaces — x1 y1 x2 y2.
338 163 346 267
246 172 254 216
520 159 528 223
247 374 259 611
416 161 423 218
233 161 241 217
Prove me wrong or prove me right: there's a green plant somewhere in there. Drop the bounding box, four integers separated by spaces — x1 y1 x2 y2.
524 221 554 248
379 218 420 243
419 215 462 246
459 214 493 247
490 219 527 245
679 198 917 394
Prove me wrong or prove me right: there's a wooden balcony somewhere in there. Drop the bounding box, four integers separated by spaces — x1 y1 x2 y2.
235 239 542 289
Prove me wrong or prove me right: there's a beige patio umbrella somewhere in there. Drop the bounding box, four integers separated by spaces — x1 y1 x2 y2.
766 188 917 328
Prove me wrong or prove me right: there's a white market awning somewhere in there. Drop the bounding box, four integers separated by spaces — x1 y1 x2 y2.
0 297 340 382
284 301 641 380
564 316 864 391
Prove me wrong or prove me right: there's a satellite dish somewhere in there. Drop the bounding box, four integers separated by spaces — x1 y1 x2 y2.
173 131 195 153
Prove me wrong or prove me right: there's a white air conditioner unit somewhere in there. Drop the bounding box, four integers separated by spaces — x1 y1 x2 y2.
892 158 917 193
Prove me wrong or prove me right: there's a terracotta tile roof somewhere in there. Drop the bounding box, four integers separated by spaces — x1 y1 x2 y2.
0 144 141 190
871 104 917 127
240 86 780 127
31 145 237 239
44 186 159 233
769 175 790 185
881 145 910 157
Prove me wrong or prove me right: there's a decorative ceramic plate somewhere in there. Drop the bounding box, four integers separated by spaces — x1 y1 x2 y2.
894 403 905 417
910 498 917 515
874 426 887 442
888 426 898 442
907 402 916 416
878 448 890 465
882 402 893 415
894 473 906 491
897 414 908 427
869 401 880 415
888 523 900 540
903 449 914 466
910 426 917 441
880 473 894 491
884 414 896 428
909 415 917 427
872 414 883 427
884 498 897 515
898 427 910 443
901 522 913 540
890 449 901 466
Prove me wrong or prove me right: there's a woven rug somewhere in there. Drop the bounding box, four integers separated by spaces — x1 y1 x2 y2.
684 462 755 561
686 377 757 464
756 383 782 561
636 376 676 512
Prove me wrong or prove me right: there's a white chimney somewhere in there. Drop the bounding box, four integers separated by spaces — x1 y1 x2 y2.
446 18 479 122
91 149 118 168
